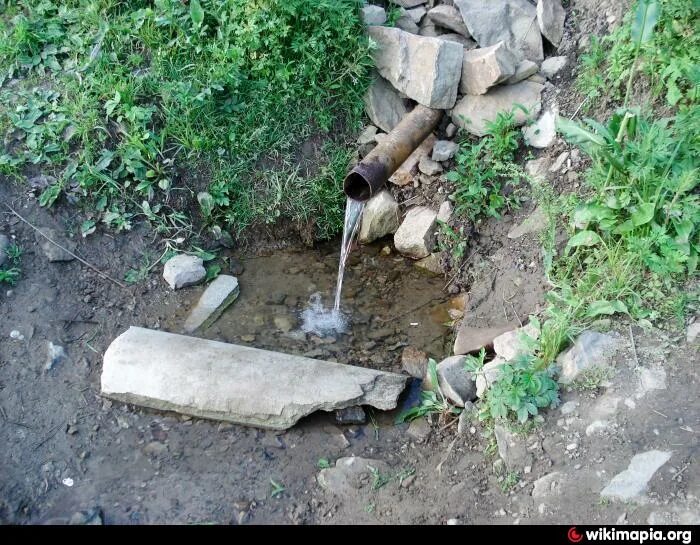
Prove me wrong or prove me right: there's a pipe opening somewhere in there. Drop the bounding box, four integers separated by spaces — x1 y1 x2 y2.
343 171 372 202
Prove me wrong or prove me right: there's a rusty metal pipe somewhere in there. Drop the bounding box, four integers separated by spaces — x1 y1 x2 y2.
344 105 442 201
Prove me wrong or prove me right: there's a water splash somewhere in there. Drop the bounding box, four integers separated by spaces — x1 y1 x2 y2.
300 292 348 335
333 198 365 311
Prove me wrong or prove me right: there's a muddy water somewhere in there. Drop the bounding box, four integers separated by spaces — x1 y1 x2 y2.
165 240 452 376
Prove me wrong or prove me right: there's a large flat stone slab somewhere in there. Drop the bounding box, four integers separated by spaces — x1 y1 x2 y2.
101 327 408 430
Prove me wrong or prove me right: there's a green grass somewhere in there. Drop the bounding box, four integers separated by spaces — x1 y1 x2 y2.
0 242 22 285
0 0 372 240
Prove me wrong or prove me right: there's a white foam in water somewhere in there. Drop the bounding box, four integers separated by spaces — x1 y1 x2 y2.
300 292 348 335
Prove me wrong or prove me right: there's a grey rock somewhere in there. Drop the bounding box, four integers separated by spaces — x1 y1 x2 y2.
45 341 67 371
454 0 544 62
407 418 432 442
457 401 476 435
638 367 667 394
525 157 550 181
687 321 700 343
418 156 443 176
405 6 427 24
183 275 240 333
368 26 464 109
163 254 206 290
357 125 378 145
532 472 565 498
437 200 453 223
475 357 506 398
557 331 621 384
273 314 297 333
523 106 557 148
494 424 532 469
36 228 76 262
601 450 672 502
585 419 610 436
438 33 477 47
401 346 429 378
318 457 389 498
505 59 539 84
101 327 408 430
390 0 428 8
540 56 567 78
445 123 458 138
528 73 546 84
361 5 387 26
432 140 459 162
418 23 442 37
460 42 516 95
559 400 578 415
358 190 400 244
451 80 543 137
507 207 547 239
394 206 437 259
436 355 476 407
537 0 566 47
453 323 517 355
396 9 421 34
493 322 539 361
415 253 443 276
69 507 103 525
427 5 470 37
0 234 10 267
335 406 366 425
550 151 569 172
364 73 410 133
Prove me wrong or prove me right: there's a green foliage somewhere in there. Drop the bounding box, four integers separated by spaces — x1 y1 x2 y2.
577 0 699 108
499 471 521 493
447 111 523 222
269 478 285 499
437 221 467 262
0 242 22 285
395 359 461 424
0 0 371 240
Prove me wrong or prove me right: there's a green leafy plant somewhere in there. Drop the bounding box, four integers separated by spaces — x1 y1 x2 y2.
395 359 461 424
269 478 285 499
0 243 22 286
437 221 468 262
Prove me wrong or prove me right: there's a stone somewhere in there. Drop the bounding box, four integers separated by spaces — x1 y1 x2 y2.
540 56 567 78
415 253 443 276
0 234 10 267
432 140 459 162
401 347 429 378
390 134 436 186
557 331 621 384
493 322 539 360
453 323 517 355
418 156 443 176
638 367 667 394
507 207 547 239
101 327 408 430
273 314 296 333
407 418 432 442
436 355 476 407
505 60 539 84
318 457 389 498
358 190 400 244
532 472 564 498
357 125 378 145
528 73 546 84
525 157 550 181
163 254 206 290
450 80 543 137
45 341 67 371
427 5 470 37
559 400 578 415
523 106 557 148
183 275 240 333
601 450 673 502
143 441 168 456
364 73 410 133
537 0 566 47
437 201 453 223
494 424 532 469
69 507 103 525
445 123 458 138
36 228 76 262
460 42 516 95
361 5 386 26
585 420 609 436
687 322 700 343
454 0 543 62
368 26 463 109
335 406 366 425
475 357 507 398
396 9 420 34
439 33 476 47
390 0 428 8
405 6 427 24
394 206 437 259
549 151 569 172
457 401 476 435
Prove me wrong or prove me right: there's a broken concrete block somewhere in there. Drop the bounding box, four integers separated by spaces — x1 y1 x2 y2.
364 72 410 133
389 134 436 186
163 254 206 290
394 206 438 259
358 190 400 244
101 327 408 430
454 0 544 62
427 5 470 37
460 42 516 95
450 80 543 137
368 26 463 109
183 275 240 333
537 0 566 47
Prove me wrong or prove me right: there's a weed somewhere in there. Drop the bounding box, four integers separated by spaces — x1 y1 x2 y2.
269 478 285 499
0 242 22 286
437 221 468 262
317 458 331 470
572 366 616 391
499 471 521 493
395 358 461 423
368 466 392 491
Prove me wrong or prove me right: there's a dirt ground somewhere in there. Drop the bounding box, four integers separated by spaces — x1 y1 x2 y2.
1 0 698 526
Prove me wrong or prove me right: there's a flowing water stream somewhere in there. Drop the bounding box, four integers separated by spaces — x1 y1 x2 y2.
333 198 365 311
